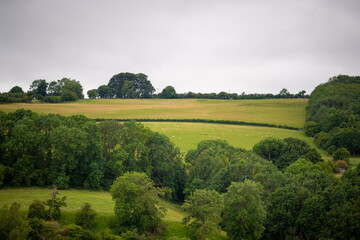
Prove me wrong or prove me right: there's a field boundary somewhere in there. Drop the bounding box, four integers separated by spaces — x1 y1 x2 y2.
94 118 302 130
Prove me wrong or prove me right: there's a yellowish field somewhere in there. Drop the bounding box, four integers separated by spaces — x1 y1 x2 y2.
0 98 307 128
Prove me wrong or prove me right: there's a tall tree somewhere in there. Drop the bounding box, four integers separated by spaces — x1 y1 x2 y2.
110 172 165 234
108 72 155 98
182 189 224 240
223 180 266 240
30 79 47 98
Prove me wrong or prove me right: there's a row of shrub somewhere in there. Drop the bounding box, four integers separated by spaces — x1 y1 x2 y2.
95 118 301 130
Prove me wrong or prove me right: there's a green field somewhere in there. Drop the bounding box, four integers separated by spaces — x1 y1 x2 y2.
143 122 321 153
0 188 187 238
0 98 307 128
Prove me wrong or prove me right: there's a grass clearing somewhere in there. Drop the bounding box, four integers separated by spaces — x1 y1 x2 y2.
0 98 307 128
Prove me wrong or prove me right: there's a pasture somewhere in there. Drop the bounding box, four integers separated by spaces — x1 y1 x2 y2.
0 188 187 238
0 98 307 128
143 122 321 153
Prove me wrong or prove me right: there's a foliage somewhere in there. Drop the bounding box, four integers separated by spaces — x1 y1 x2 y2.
108 72 155 98
0 110 104 189
30 79 48 99
160 86 177 98
110 172 165 235
182 189 223 240
75 203 97 229
334 160 348 168
28 200 47 220
333 147 351 163
252 137 286 160
0 202 30 240
222 180 266 240
9 86 23 94
252 137 322 169
306 75 360 154
61 223 96 240
45 187 67 221
87 89 97 99
97 85 112 98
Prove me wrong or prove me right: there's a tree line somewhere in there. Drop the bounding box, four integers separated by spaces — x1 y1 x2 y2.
305 75 360 159
1 72 308 104
0 78 84 103
88 73 308 100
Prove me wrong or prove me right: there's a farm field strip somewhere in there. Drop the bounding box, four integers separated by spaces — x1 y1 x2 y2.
143 122 322 153
0 98 308 128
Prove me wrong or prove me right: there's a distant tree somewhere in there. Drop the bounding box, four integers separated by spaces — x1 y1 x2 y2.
28 200 47 220
160 86 177 98
278 88 290 98
333 148 351 163
9 86 24 94
218 91 230 99
110 172 165 234
30 79 47 98
97 85 112 98
60 78 84 100
47 80 61 96
252 137 286 161
44 187 67 221
223 180 266 240
182 189 224 240
108 72 155 98
61 90 78 102
87 89 97 99
75 203 97 229
295 90 306 98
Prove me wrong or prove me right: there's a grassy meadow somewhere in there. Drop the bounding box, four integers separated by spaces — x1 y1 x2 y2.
0 98 307 128
0 188 188 238
143 122 321 153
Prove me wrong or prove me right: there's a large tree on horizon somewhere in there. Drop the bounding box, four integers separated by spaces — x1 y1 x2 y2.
108 72 155 98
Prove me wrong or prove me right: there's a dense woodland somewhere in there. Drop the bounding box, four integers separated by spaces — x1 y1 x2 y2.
0 75 359 239
305 75 360 157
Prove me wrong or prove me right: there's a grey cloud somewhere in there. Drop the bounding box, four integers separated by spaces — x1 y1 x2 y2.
0 0 359 95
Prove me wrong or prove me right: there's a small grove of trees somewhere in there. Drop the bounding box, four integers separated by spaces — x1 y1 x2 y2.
0 78 84 104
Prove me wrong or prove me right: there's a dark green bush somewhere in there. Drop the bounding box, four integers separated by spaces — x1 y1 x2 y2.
28 200 46 220
74 203 97 229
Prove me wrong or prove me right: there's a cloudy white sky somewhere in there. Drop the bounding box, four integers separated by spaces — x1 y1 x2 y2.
1 0 360 95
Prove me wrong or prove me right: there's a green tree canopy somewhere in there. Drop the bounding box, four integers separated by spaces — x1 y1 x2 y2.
87 89 97 99
9 86 24 94
110 172 165 235
223 180 266 240
108 72 155 98
182 189 224 240
160 86 177 98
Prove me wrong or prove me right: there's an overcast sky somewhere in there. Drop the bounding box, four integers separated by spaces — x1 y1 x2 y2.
1 0 360 95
